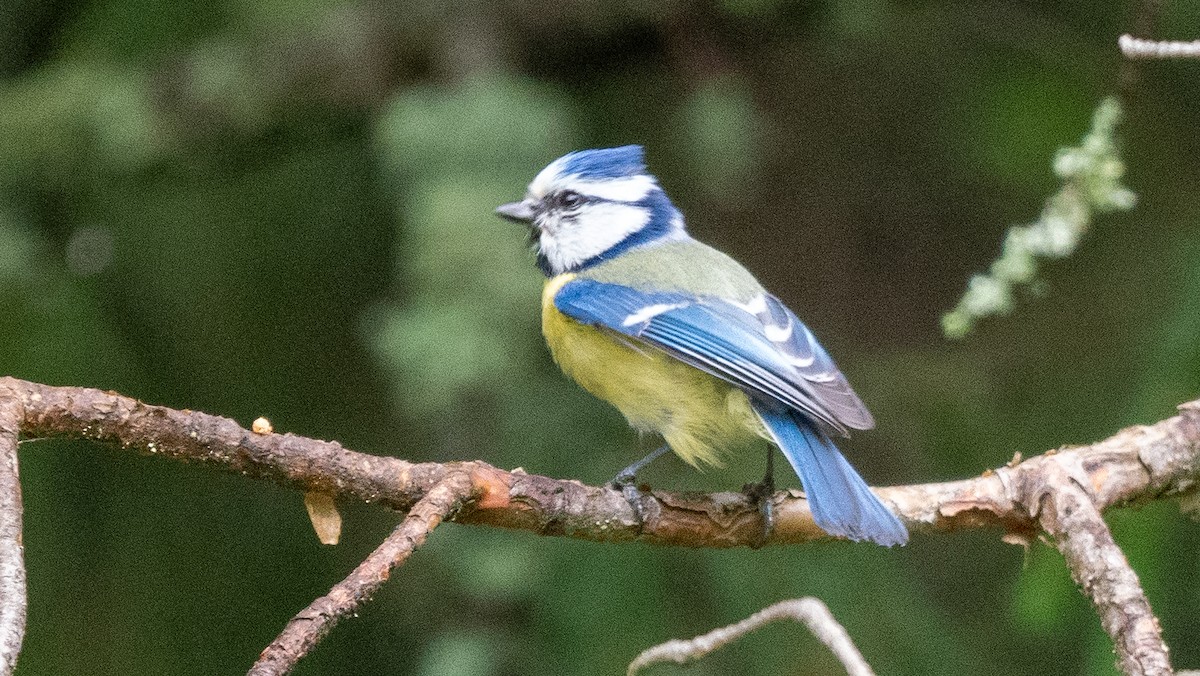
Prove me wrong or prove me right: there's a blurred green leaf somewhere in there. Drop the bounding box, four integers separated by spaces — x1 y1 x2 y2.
368 75 576 417
679 74 761 199
0 64 168 186
418 631 497 676
1011 545 1078 633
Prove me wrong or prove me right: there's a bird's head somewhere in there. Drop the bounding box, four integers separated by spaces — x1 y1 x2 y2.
497 145 686 276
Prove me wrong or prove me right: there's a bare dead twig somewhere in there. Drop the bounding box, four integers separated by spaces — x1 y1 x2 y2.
0 395 25 676
247 474 473 676
1120 34 1200 59
627 597 873 676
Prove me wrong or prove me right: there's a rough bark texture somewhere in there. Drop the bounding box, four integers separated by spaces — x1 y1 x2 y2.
1 377 1198 675
0 393 24 676
1036 466 1171 676
3 378 1198 549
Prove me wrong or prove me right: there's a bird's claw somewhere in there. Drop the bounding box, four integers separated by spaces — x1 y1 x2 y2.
611 473 649 533
742 477 775 548
610 445 670 534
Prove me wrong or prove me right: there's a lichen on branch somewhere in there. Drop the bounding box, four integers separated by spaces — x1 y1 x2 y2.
942 97 1137 339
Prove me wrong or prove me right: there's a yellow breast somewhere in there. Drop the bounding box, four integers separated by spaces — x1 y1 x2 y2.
541 274 764 467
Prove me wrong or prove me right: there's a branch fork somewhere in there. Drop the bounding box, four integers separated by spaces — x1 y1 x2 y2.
0 377 1197 675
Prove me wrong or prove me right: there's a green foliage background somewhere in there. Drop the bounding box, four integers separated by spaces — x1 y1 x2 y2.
2 1 1199 673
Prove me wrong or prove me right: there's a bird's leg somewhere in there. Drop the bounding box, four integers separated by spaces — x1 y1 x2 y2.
613 444 671 485
611 444 671 531
742 447 775 548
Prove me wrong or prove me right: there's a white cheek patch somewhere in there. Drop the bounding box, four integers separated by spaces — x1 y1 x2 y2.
538 202 650 274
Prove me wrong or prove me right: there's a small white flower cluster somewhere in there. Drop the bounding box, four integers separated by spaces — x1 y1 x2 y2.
942 97 1136 339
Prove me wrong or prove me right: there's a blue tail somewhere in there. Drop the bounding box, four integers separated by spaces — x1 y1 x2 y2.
754 403 908 546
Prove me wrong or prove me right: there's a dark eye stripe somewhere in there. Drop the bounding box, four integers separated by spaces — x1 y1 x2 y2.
555 190 599 209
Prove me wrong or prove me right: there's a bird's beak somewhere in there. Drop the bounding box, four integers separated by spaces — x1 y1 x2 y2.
495 199 537 225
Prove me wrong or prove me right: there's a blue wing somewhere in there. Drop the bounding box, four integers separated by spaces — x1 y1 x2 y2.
553 279 872 434
555 278 907 545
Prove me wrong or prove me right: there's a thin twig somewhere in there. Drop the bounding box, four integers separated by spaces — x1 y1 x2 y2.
1119 34 1200 59
627 597 873 676
1117 0 1165 95
247 474 473 676
0 395 25 676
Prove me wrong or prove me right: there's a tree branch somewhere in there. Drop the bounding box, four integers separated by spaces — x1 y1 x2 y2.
1033 462 1171 675
0 392 25 676
2 377 1199 675
4 377 1199 550
247 474 473 675
627 597 873 676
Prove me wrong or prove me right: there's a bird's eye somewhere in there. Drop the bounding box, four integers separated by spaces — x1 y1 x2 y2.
560 191 584 208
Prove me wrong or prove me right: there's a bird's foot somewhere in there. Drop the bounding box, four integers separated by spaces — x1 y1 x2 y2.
742 475 776 548
610 445 670 534
611 472 649 533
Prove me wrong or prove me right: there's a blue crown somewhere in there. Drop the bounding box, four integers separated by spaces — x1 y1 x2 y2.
559 145 647 180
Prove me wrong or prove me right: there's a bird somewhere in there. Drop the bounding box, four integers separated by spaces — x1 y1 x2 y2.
495 145 907 546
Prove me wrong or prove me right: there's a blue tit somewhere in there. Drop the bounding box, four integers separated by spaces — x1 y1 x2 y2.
496 145 907 546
